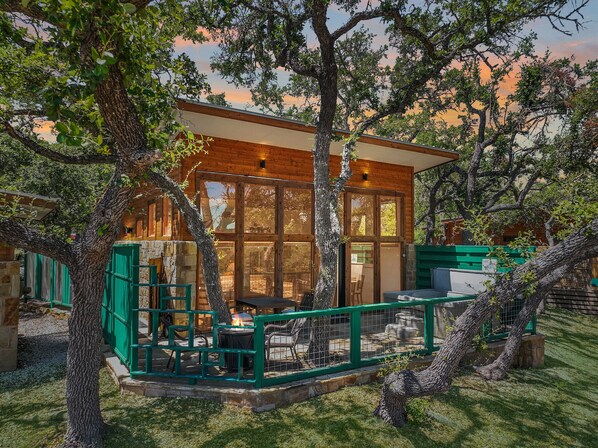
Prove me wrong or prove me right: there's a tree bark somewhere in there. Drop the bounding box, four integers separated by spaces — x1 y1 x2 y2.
64 264 107 447
475 263 570 380
375 218 598 426
148 171 231 324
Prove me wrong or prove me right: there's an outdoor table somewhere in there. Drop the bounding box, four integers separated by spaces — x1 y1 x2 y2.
235 296 297 314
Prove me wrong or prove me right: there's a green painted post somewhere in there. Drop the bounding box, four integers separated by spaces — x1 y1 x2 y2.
531 314 537 334
350 310 362 367
49 259 56 307
424 303 435 353
34 254 42 300
130 245 140 368
253 316 265 388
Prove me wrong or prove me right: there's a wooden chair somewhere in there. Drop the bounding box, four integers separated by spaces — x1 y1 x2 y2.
351 275 364 305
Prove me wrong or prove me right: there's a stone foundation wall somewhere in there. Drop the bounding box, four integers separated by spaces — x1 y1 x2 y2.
107 332 545 412
0 261 20 371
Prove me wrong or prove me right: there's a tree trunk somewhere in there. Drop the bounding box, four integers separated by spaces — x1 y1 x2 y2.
64 264 107 448
148 171 231 324
475 263 569 380
376 219 598 427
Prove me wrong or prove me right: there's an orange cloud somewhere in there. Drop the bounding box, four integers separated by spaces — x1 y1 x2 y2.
34 120 56 143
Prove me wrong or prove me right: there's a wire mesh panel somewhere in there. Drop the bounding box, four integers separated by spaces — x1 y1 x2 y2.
360 306 426 360
433 298 474 342
261 312 351 379
483 297 532 340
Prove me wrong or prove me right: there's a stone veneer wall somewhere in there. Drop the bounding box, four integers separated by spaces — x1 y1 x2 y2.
121 240 197 310
0 261 20 371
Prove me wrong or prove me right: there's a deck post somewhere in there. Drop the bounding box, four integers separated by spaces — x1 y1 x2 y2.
253 316 265 388
350 309 361 368
424 303 435 353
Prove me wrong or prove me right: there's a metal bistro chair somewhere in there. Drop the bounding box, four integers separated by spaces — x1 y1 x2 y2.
159 313 209 372
264 317 307 363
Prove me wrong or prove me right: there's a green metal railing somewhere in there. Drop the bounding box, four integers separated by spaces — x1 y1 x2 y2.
26 245 537 389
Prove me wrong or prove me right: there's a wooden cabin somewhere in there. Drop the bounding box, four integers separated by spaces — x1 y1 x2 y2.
121 100 458 312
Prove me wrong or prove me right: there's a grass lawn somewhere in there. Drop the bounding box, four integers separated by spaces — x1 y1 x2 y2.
1 308 598 448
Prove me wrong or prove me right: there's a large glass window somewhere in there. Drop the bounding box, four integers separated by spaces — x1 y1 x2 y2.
380 196 398 237
283 188 312 234
243 242 275 296
349 243 375 305
199 181 236 233
197 242 236 309
350 194 374 236
283 242 312 302
244 184 276 233
380 243 401 293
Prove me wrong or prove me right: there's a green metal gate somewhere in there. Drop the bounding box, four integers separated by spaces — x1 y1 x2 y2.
102 244 139 368
26 244 140 367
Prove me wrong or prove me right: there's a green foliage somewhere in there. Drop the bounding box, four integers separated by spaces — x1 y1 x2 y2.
378 353 413 378
0 135 112 237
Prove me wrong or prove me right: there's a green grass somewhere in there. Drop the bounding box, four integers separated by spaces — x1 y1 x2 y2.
2 308 598 448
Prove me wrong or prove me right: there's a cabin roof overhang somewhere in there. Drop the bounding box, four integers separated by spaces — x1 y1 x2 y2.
177 100 458 173
0 189 58 220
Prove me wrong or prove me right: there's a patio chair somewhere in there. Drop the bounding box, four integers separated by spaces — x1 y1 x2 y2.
264 318 307 363
299 291 314 311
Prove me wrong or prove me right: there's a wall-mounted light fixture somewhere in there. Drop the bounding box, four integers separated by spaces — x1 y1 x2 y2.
260 159 266 169
362 172 368 181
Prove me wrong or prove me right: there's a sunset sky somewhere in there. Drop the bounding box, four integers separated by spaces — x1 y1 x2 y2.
174 3 598 110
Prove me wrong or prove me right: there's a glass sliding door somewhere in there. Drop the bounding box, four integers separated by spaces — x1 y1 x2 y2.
349 243 375 305
380 243 401 294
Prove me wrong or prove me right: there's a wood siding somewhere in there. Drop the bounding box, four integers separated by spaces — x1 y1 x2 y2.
180 136 414 242
122 135 414 243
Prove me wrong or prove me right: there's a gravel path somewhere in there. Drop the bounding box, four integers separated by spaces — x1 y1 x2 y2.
0 307 69 388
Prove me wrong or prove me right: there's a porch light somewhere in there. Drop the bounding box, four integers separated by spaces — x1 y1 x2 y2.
260 159 266 169
362 172 368 181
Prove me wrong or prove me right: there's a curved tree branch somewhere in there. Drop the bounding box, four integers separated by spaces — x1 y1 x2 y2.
2 121 117 165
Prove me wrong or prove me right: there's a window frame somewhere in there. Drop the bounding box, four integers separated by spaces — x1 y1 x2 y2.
195 171 405 304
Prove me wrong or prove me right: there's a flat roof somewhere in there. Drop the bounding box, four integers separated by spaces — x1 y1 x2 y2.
0 189 58 220
177 100 458 173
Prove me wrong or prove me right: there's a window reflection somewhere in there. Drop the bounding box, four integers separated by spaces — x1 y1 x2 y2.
244 184 276 233
380 196 398 237
284 188 312 234
283 242 312 302
350 194 374 236
199 181 236 232
197 242 236 309
243 242 275 296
